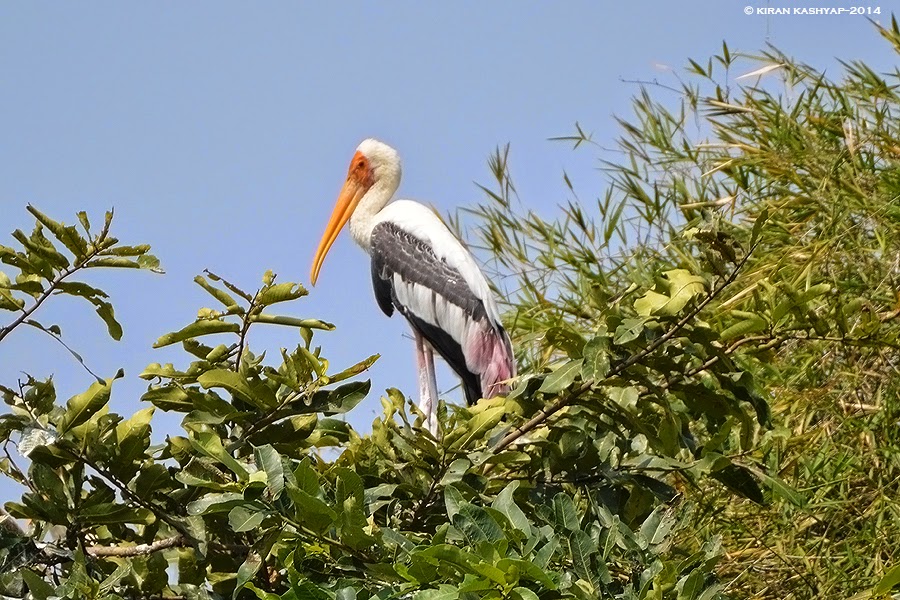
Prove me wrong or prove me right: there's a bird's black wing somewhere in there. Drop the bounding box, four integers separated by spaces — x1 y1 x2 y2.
369 220 485 404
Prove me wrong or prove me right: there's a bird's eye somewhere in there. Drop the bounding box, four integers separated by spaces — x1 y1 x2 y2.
357 160 365 169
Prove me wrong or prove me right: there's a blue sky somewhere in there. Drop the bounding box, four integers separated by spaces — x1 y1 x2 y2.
0 2 891 500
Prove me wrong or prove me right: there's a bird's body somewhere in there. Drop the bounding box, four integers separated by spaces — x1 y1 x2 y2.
311 139 515 431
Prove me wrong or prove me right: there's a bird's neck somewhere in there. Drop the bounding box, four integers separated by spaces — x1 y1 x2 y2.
349 168 400 250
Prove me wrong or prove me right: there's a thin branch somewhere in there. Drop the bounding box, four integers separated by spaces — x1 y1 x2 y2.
86 535 188 557
225 385 307 453
3 442 35 492
0 265 80 344
408 456 450 530
74 450 195 542
0 215 119 345
24 320 103 381
234 289 261 370
493 243 758 454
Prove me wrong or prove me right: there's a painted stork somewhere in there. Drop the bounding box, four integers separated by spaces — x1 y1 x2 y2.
310 139 516 433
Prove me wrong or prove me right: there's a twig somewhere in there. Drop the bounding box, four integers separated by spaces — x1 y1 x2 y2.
0 265 80 344
493 242 758 454
74 451 194 542
658 335 777 393
86 535 188 557
24 320 103 381
234 289 261 370
225 385 307 453
408 457 450 530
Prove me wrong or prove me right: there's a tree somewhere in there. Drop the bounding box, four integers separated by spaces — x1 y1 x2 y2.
1 198 751 599
3 17 900 600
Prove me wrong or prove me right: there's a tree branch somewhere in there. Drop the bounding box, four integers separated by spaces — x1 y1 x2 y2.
86 535 188 557
73 450 195 542
0 264 79 344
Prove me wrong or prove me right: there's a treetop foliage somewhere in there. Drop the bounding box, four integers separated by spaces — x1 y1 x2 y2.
3 16 900 600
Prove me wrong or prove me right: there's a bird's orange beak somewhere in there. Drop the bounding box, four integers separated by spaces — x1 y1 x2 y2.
310 154 372 285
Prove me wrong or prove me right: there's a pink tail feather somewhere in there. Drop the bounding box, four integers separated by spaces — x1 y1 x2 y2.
465 323 516 399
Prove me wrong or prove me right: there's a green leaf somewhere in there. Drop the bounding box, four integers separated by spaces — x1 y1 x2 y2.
286 487 337 533
188 430 250 479
633 290 669 317
250 314 334 330
447 405 506 451
324 354 379 384
614 317 646 344
496 558 557 589
538 359 582 394
582 335 611 382
553 493 580 531
758 472 806 508
639 506 676 547
452 503 505 545
21 569 56 600
567 529 598 588
234 550 264 599
27 205 89 260
634 270 706 316
316 380 370 415
78 503 154 525
187 492 246 515
719 314 768 341
98 562 132 596
194 275 241 309
198 369 273 410
229 505 265 532
13 226 69 270
413 585 460 600
444 485 465 521
55 281 109 300
114 406 154 474
95 298 123 340
176 457 233 489
134 464 172 494
153 320 240 348
254 444 285 498
491 481 532 535
244 584 282 600
512 588 540 600
750 207 768 246
335 467 374 549
85 256 142 268
58 376 118 434
141 385 192 410
546 326 587 358
206 270 254 301
256 282 307 306
874 564 900 594
711 464 764 504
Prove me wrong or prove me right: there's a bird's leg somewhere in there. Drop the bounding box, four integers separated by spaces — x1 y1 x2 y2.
421 341 440 435
414 330 439 435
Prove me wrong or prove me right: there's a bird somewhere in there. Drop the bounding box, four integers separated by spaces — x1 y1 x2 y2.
310 138 516 434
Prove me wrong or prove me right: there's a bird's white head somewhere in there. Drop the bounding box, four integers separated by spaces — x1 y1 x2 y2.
310 138 402 285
